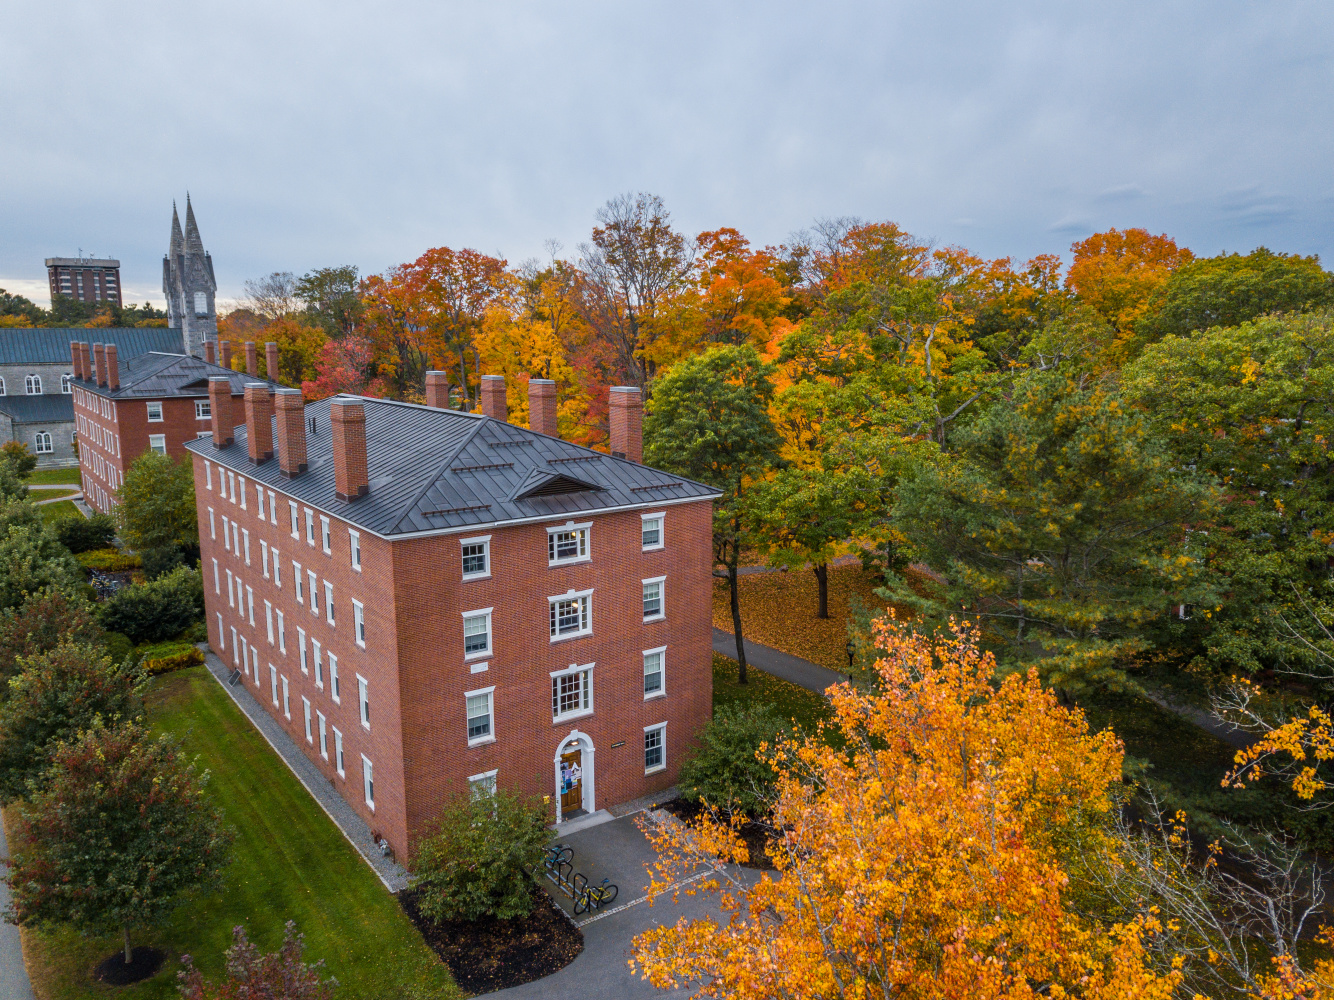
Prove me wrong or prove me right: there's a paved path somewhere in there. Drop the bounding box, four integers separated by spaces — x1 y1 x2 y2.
198 647 410 891
0 815 36 1000
712 628 845 694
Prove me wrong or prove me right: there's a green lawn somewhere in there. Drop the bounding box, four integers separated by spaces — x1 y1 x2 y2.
38 500 81 522
712 653 832 735
24 468 81 486
31 487 79 500
15 667 458 999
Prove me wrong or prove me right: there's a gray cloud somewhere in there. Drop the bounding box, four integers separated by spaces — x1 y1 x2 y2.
2 0 1331 305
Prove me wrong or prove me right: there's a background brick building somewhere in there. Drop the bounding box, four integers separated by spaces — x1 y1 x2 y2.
186 375 719 858
45 255 122 307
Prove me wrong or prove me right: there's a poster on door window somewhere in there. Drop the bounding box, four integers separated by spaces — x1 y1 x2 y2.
561 762 582 791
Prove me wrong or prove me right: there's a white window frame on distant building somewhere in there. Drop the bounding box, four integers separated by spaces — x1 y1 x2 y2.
146 401 164 422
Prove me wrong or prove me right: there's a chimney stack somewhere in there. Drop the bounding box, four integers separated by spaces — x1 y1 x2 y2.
266 342 279 380
209 376 234 448
220 340 233 371
425 370 451 409
105 344 119 391
609 386 642 463
204 341 216 365
330 399 369 502
480 375 507 421
93 343 107 387
275 388 307 477
245 341 257 376
70 341 83 381
528 378 558 437
245 383 274 464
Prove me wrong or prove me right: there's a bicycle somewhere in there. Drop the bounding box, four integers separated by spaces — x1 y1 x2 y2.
573 878 619 915
536 843 573 875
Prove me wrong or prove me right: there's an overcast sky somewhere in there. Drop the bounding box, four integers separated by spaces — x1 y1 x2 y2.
2 1 1330 308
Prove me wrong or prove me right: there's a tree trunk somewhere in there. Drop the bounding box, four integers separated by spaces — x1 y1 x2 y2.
729 562 748 685
123 924 133 964
813 562 829 619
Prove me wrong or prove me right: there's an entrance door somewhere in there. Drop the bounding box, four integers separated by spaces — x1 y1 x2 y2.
560 749 583 814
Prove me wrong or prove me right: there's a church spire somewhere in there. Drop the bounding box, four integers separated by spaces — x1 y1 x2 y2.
170 200 184 258
184 193 205 255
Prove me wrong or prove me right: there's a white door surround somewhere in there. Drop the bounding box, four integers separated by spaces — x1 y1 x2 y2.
553 729 595 825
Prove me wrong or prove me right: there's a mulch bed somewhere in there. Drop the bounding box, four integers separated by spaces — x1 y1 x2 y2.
92 947 165 985
659 798 778 871
399 885 583 994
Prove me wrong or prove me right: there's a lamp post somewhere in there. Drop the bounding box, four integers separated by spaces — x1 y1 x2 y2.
845 638 855 679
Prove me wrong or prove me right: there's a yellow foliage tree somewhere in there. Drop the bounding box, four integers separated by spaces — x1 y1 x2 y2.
1066 228 1193 333
631 617 1181 1000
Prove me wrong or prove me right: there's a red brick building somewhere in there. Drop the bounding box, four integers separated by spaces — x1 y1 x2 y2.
186 374 719 857
70 338 282 514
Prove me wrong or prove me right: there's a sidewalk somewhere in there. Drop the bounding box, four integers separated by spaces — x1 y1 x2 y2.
0 814 36 1000
198 647 410 891
711 628 845 695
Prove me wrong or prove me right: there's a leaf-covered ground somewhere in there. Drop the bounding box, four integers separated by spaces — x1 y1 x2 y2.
711 653 831 734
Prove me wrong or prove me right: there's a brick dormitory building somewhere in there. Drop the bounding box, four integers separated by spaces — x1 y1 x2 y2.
70 338 282 513
187 373 720 857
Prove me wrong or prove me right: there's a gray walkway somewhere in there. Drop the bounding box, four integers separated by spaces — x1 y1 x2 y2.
712 628 845 694
198 647 410 891
0 816 36 1000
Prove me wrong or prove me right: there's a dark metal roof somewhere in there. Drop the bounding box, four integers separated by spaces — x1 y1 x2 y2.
0 328 183 365
0 394 74 424
186 394 720 540
78 352 283 399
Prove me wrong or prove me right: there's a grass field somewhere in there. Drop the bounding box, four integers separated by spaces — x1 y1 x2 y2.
38 500 81 522
13 667 457 999
24 468 81 486
712 653 832 735
30 487 79 500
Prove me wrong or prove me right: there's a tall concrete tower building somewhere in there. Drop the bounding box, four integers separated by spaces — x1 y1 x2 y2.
162 196 217 358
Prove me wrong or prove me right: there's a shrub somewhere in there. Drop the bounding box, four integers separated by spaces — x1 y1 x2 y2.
97 564 204 644
103 631 134 666
53 513 116 554
677 703 792 817
140 544 184 580
178 922 337 1000
136 640 204 675
410 789 550 922
0 589 104 692
76 547 142 571
1 441 37 479
0 501 83 611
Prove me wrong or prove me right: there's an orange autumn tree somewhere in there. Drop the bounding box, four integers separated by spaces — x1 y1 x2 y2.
1066 228 1193 336
631 617 1180 1000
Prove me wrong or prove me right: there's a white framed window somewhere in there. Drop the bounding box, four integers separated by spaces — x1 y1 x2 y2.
460 535 490 580
551 663 594 722
238 477 247 509
462 608 492 659
218 612 225 647
318 711 328 759
228 470 236 502
195 399 211 420
466 687 495 745
644 646 666 699
362 755 374 810
469 769 498 799
334 728 344 776
272 547 281 587
225 569 234 607
546 522 590 565
260 540 269 577
268 490 277 523
270 664 278 705
294 561 303 603
549 589 592 640
313 639 323 688
222 517 231 552
24 374 40 395
256 494 265 522
265 600 274 643
308 570 318 615
643 576 665 621
320 516 330 554
303 697 312 742
353 600 365 647
33 432 52 454
208 507 216 539
194 290 208 315
644 722 666 774
289 501 299 538
349 530 361 571
642 512 665 550
305 508 315 547
357 674 369 729
277 610 286 652
242 528 251 565
329 652 340 702
324 581 335 625
298 627 308 674
212 558 220 594
246 586 255 625
146 401 163 422
61 373 72 394
231 626 238 661
282 675 290 718
148 434 166 455
205 461 212 489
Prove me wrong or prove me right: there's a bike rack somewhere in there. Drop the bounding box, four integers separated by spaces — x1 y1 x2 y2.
538 845 616 913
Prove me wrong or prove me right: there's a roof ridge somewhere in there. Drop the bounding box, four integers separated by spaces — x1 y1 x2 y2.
386 414 494 534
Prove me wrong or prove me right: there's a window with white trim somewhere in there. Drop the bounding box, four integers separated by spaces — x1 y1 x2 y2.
466 687 494 745
277 610 285 652
282 675 290 718
289 501 299 538
546 523 590 565
305 508 315 547
146 401 163 422
313 639 323 688
148 434 166 455
265 600 274 643
294 562 303 603
226 569 234 607
256 493 265 522
469 769 498 799
329 652 340 702
272 547 281 586
298 627 307 674
268 490 277 523
228 470 236 502
212 558 219 594
549 590 592 640
320 516 330 554
206 461 213 489
270 664 278 705
238 477 247 509
242 528 250 565
353 600 365 647
318 711 328 758
308 570 318 615
362 755 375 809
349 530 361 571
462 609 492 658
334 728 344 776
642 576 665 621
303 697 312 742
324 581 334 625
551 664 593 721
195 399 211 420
246 586 255 625
218 612 224 647
645 723 666 773
24 374 40 395
33 432 52 454
208 507 216 539
61 373 72 394
642 512 664 550
357 674 369 729
461 536 490 579
261 540 269 577
644 647 665 698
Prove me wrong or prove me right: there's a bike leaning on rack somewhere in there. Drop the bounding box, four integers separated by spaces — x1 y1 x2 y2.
573 878 619 915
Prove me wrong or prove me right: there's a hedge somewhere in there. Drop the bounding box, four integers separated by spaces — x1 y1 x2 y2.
136 641 205 675
77 548 142 572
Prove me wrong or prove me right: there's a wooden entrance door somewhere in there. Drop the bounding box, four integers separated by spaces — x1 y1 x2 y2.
560 749 583 813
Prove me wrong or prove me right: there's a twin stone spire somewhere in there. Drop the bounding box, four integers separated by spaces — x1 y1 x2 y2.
163 194 217 359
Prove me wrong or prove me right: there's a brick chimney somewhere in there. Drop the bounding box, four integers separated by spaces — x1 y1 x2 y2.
266 342 279 380
275 388 307 477
330 399 369 501
425 370 451 409
609 386 642 463
245 383 274 464
528 378 557 437
245 341 257 376
209 376 234 448
70 341 83 381
80 343 92 381
220 340 233 371
480 375 507 421
204 341 215 365
105 344 119 391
